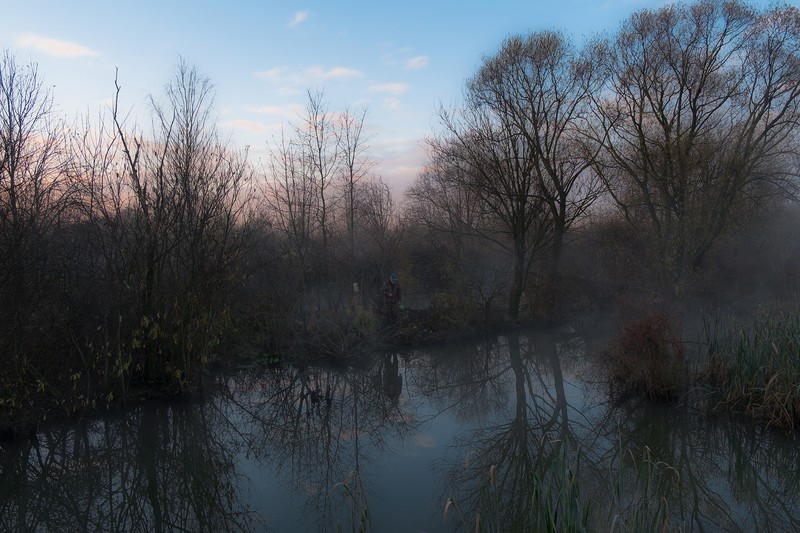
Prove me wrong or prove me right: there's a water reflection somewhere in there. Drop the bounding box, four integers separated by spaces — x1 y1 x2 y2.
609 399 800 531
414 329 800 532
1 328 800 531
411 331 600 530
211 354 418 530
0 401 254 532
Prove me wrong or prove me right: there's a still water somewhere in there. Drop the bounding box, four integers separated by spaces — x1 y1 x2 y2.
1 323 799 532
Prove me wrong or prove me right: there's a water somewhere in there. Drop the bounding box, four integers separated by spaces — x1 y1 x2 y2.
1 325 799 532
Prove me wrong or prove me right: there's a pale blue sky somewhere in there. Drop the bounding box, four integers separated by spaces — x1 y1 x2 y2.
1 0 784 192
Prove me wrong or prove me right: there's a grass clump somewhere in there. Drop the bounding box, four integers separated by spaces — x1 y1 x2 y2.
332 469 372 533
442 437 686 532
605 312 687 401
444 438 590 533
703 310 800 430
606 444 683 532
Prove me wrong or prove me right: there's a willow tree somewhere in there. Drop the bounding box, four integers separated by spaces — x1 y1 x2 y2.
587 0 800 288
427 31 601 320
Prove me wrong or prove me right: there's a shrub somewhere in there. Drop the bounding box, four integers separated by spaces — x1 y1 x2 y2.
606 312 686 401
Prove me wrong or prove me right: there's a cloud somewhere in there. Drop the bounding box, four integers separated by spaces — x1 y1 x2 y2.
414 434 437 448
255 65 363 87
306 67 362 80
306 66 362 80
368 83 410 95
255 67 285 84
220 119 269 135
406 56 430 70
372 138 429 193
15 33 99 58
289 10 309 27
249 103 305 117
382 97 402 111
380 47 413 67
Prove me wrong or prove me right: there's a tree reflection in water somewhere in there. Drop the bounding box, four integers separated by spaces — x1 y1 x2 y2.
1 329 800 532
210 352 419 531
411 329 800 532
0 401 254 532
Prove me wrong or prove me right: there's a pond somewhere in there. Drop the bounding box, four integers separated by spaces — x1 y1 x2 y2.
1 319 799 532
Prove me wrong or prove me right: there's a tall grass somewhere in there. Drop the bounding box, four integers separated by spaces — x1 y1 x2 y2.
332 469 372 533
440 436 585 532
703 310 800 430
606 443 683 532
442 437 683 532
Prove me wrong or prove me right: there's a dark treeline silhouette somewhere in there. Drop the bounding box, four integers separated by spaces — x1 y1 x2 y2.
0 0 798 435
406 0 800 319
0 54 399 436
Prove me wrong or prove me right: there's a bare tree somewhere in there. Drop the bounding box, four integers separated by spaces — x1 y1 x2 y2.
301 90 340 277
109 59 252 388
426 31 601 319
355 177 399 287
338 106 372 276
264 127 319 293
587 0 800 289
262 93 398 319
0 50 73 399
469 31 604 297
406 151 505 312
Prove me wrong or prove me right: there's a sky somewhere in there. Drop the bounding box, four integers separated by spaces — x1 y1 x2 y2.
1 0 784 194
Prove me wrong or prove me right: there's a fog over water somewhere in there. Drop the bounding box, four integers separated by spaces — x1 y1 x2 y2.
2 324 799 532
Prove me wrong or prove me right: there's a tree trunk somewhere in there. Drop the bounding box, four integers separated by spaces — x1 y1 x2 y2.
508 239 526 320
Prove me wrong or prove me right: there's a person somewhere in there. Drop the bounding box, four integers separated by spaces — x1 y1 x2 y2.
382 353 403 403
380 272 401 319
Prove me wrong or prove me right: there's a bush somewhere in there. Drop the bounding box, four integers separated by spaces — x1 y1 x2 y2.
605 312 686 401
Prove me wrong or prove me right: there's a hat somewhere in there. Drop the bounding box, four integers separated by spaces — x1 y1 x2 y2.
390 272 398 282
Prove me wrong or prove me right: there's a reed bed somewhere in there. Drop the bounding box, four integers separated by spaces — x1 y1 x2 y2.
703 310 800 430
443 437 684 532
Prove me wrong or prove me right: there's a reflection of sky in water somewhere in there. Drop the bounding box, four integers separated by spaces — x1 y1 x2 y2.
225 335 800 532
413 433 437 449
236 366 468 532
231 340 611 532
3 330 800 532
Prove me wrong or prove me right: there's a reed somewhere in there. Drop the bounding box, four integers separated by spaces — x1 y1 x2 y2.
703 310 800 430
332 469 372 533
443 438 590 532
443 438 685 532
606 443 683 532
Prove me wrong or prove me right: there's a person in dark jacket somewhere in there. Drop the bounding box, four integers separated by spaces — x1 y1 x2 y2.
380 272 401 319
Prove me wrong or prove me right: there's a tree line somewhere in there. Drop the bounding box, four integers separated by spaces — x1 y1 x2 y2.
0 0 798 434
0 52 396 434
408 0 799 319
